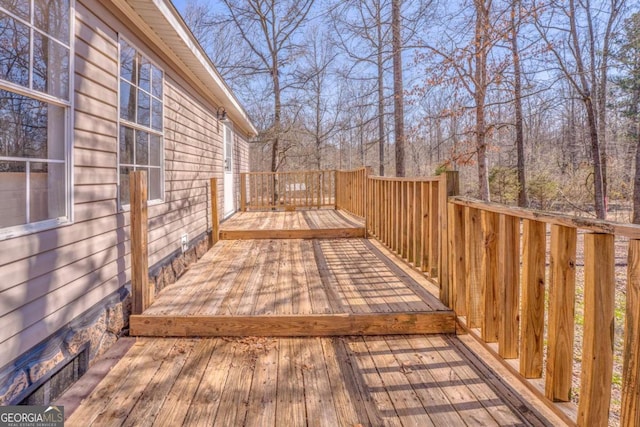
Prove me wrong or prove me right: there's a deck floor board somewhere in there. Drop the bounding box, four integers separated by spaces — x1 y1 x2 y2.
143 239 449 317
65 336 554 427
221 210 363 231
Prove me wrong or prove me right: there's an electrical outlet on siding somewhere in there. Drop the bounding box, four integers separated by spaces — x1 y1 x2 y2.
181 233 188 253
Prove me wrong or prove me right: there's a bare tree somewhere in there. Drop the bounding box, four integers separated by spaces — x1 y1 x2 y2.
392 0 405 176
615 12 640 222
533 0 625 218
332 0 392 175
295 26 341 169
510 0 527 207
220 0 315 173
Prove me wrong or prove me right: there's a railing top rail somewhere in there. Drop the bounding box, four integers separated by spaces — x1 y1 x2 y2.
336 167 369 173
369 176 441 183
450 195 640 238
243 170 335 175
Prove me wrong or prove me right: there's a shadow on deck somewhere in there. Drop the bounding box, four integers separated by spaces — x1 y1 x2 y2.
63 334 556 426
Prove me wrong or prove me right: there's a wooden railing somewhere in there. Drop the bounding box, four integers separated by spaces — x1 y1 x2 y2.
365 171 459 305
448 196 640 426
230 166 639 425
335 167 370 218
240 170 335 211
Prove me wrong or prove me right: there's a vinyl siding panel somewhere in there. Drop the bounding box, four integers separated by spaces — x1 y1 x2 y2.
0 0 251 373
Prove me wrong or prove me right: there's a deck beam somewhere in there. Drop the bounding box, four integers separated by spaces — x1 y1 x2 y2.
130 312 455 337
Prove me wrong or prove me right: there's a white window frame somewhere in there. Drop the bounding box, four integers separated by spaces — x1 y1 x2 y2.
0 0 75 240
117 36 164 210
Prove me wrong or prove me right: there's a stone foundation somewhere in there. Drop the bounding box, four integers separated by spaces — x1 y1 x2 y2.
0 288 130 405
0 233 212 405
150 233 211 294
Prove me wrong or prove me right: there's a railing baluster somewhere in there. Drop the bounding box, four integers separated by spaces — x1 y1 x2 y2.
545 224 577 402
622 239 640 427
481 210 499 342
498 214 520 359
577 233 614 426
449 202 466 316
520 219 546 378
421 181 430 273
466 206 482 328
430 181 439 278
414 181 422 268
402 181 408 260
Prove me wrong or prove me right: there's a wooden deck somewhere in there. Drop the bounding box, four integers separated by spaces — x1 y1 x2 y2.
62 205 571 426
131 237 454 336
219 210 365 239
64 335 556 426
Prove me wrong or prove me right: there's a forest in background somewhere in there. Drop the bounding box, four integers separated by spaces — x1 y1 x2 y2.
179 0 640 222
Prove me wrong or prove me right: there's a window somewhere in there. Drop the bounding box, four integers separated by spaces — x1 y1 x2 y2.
118 39 163 206
0 0 71 234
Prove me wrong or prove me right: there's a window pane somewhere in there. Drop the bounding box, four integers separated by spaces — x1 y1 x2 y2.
119 41 136 84
138 58 150 92
149 134 161 166
119 126 134 164
0 0 29 21
30 162 65 222
34 0 69 43
119 80 135 122
0 160 26 227
135 130 148 165
151 66 162 98
0 90 64 160
119 166 132 206
151 98 162 131
33 33 69 99
149 167 161 200
137 90 150 127
0 13 30 88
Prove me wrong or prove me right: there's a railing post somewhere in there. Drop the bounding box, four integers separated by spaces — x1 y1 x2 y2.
439 170 459 308
240 173 247 211
210 177 219 244
578 233 614 426
622 239 640 427
130 170 151 315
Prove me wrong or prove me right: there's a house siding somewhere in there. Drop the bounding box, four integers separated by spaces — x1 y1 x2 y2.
0 0 250 404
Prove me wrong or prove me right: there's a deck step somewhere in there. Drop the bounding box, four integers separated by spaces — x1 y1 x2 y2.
130 312 455 337
219 227 365 240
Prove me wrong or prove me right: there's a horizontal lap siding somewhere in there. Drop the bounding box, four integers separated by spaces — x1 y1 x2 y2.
150 78 221 266
0 0 122 370
0 0 249 372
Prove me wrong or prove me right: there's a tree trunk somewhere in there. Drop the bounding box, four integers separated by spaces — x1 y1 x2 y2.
271 76 280 173
511 1 527 207
567 0 606 219
633 123 640 224
631 91 640 223
392 0 405 177
476 102 490 201
585 97 606 219
377 0 385 176
474 0 490 201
